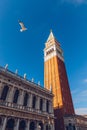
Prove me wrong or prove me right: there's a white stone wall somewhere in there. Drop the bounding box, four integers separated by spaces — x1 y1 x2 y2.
0 68 55 130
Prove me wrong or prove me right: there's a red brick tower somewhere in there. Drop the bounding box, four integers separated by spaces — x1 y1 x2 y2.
44 31 75 130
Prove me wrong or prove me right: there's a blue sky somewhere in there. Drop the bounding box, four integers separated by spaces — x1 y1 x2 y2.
0 0 87 115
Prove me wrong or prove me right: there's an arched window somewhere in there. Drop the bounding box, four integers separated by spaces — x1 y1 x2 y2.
66 126 68 130
13 89 19 103
46 125 49 130
46 100 49 113
30 121 35 130
68 123 74 130
46 124 51 130
19 120 26 130
40 98 43 111
32 95 36 109
23 92 28 106
0 85 9 101
6 118 15 130
73 125 76 130
39 122 43 130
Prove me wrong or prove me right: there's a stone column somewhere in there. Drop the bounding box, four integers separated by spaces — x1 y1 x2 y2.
14 118 19 130
7 87 15 102
36 121 40 130
51 102 54 114
18 90 24 105
43 123 46 130
75 126 78 130
49 101 51 113
25 120 30 130
36 96 40 110
27 93 30 107
0 82 4 98
49 101 52 113
52 124 55 130
43 99 46 112
28 93 33 108
2 117 7 130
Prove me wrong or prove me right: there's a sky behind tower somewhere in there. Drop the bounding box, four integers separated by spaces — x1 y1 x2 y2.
0 0 87 115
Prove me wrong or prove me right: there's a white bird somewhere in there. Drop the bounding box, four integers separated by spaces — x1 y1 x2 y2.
18 20 27 32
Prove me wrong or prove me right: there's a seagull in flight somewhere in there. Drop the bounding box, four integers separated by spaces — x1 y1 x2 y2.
18 20 27 32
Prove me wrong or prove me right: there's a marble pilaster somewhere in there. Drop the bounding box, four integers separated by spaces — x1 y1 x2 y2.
14 118 19 130
36 96 40 110
28 93 33 108
0 82 3 98
43 99 46 112
18 90 24 105
25 120 30 130
7 87 15 102
2 117 7 130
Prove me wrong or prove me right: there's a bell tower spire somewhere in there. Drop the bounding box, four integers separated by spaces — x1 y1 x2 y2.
46 30 55 42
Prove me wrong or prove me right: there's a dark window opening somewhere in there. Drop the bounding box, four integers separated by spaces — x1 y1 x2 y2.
0 85 9 101
46 100 49 113
6 118 15 130
19 120 26 130
39 122 43 130
32 96 36 109
73 126 76 130
13 89 19 103
30 122 35 130
40 98 43 111
66 126 68 130
46 125 49 130
0 117 2 126
46 48 54 56
23 92 28 106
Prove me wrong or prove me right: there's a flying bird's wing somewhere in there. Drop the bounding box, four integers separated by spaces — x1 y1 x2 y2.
18 20 27 32
19 21 25 29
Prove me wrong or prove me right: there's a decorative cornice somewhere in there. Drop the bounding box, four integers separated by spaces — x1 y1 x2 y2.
0 66 53 98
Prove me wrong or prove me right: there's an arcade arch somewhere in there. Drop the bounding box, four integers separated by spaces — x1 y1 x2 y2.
30 121 35 130
5 118 15 130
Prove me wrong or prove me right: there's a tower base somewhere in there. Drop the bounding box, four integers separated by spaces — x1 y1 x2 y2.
54 108 65 130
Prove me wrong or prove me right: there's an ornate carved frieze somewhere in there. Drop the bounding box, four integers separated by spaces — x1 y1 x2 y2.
0 107 50 122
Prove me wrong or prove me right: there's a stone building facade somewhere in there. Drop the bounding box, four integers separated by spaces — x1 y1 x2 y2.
64 114 87 130
0 66 54 130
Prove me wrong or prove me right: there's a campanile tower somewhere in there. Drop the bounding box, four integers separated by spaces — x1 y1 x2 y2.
44 31 75 130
